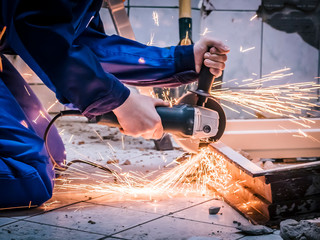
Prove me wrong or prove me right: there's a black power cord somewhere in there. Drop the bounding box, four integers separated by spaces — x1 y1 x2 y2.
44 110 115 174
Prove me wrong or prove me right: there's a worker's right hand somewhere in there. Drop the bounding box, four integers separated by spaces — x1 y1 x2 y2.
113 92 169 140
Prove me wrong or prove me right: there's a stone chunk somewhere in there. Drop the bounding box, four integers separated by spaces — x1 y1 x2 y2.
280 219 320 240
208 206 221 215
237 224 273 235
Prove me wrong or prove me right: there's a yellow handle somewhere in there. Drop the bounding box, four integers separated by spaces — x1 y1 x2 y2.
179 0 191 18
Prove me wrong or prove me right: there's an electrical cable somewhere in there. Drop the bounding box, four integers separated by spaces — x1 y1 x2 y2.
44 110 115 174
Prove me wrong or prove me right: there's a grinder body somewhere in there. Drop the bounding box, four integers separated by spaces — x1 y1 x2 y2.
96 63 226 152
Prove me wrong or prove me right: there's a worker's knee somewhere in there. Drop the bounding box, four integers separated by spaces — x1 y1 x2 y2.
0 156 54 208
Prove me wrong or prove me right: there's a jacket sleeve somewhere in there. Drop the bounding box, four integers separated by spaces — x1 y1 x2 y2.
76 13 197 88
8 0 130 118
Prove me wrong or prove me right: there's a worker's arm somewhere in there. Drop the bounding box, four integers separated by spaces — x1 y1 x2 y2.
76 13 196 87
6 0 130 119
77 13 229 86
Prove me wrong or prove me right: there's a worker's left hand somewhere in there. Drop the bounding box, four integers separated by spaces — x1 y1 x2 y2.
194 37 230 77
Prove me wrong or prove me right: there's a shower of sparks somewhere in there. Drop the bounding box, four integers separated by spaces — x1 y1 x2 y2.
250 14 258 21
210 68 320 125
240 46 255 53
160 88 178 107
55 147 235 200
152 11 159 26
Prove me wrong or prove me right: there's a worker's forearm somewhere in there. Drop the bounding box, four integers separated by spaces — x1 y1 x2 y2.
77 32 196 87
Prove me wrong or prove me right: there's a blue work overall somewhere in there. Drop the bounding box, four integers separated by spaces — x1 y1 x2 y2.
0 0 196 208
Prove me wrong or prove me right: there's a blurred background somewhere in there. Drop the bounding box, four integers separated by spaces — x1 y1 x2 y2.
7 0 320 120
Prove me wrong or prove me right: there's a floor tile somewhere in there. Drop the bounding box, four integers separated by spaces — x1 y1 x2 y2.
113 215 243 240
0 191 103 219
88 194 215 215
0 217 16 226
0 220 104 240
27 202 161 236
172 199 250 227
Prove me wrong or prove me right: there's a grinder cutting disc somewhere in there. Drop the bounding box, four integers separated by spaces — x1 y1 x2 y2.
172 92 226 153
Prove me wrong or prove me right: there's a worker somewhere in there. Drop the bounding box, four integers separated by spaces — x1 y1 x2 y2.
0 0 229 208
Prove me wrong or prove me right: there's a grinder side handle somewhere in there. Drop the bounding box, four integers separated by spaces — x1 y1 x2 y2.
197 63 215 95
196 63 215 106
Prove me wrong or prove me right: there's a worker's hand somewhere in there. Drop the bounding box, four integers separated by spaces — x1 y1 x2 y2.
113 92 169 140
194 37 230 77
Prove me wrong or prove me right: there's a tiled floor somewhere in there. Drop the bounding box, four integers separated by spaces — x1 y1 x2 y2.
0 117 283 240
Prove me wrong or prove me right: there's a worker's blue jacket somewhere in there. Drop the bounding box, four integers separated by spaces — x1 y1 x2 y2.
0 0 196 208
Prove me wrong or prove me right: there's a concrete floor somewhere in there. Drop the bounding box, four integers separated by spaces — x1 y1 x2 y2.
0 116 283 240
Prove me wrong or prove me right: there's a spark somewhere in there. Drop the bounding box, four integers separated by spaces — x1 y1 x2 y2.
181 31 191 45
152 11 159 26
138 57 145 64
201 27 211 36
240 46 255 53
23 73 33 77
121 135 125 150
0 26 6 72
0 204 38 211
43 200 60 210
40 110 50 122
98 152 104 160
0 26 6 40
250 14 258 21
20 120 29 128
147 32 155 46
33 110 49 123
46 100 59 112
24 85 31 96
68 134 74 143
